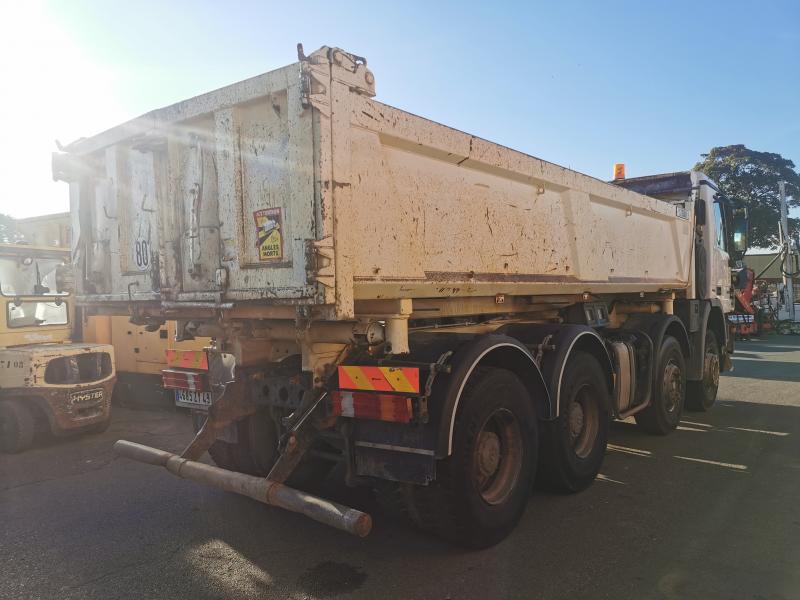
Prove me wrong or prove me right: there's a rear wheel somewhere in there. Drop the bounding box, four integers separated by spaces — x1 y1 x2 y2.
0 399 35 453
635 336 685 435
685 330 720 412
191 409 335 489
191 411 259 475
400 367 537 549
537 351 610 492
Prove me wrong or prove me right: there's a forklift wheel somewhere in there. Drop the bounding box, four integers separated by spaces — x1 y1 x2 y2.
0 400 35 453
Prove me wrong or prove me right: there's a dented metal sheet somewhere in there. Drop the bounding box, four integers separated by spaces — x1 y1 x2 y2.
57 46 692 320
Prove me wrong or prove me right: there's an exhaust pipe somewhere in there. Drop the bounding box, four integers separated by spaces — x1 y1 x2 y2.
114 440 372 537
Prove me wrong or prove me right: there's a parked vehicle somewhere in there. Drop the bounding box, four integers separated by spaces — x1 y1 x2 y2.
0 244 115 452
14 211 209 408
53 45 747 547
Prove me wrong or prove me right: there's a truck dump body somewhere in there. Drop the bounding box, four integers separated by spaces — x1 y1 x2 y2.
57 47 692 320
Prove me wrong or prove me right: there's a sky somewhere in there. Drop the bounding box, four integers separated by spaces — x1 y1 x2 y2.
0 0 798 219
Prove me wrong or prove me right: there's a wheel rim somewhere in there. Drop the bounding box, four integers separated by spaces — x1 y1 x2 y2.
704 350 720 395
567 384 600 459
662 360 684 413
472 408 523 506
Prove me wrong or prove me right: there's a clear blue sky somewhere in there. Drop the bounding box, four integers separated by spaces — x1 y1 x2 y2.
1 0 798 218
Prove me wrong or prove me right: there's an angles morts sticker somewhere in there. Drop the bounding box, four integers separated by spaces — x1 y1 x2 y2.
253 207 283 262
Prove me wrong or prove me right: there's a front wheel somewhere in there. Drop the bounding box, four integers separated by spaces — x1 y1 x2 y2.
635 336 686 435
685 330 720 412
0 399 35 453
403 367 538 549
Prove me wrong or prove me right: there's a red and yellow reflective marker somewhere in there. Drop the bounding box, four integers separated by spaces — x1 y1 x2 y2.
165 349 209 370
337 366 420 394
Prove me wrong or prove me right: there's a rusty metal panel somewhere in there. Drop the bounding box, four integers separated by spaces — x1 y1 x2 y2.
62 61 319 307
169 115 220 294
0 342 115 388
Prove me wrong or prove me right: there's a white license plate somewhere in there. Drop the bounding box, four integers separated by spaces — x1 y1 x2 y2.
174 389 213 409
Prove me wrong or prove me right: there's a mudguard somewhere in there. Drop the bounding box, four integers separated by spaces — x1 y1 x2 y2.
429 333 551 458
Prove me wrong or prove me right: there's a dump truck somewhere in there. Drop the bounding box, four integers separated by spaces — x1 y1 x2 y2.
52 45 748 548
0 244 115 452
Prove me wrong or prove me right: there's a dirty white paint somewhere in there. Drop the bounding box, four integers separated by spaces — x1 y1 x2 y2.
59 46 694 320
0 343 115 388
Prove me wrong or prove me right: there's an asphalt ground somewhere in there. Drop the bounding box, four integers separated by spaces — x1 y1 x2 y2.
1 335 799 599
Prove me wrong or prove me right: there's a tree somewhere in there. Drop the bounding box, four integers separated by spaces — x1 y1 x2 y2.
694 145 800 249
0 214 19 243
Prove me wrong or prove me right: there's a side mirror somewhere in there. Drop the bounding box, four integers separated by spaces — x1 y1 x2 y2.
695 198 706 226
731 207 748 259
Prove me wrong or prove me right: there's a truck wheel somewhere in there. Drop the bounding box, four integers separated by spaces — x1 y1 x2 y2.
193 409 335 489
0 400 35 453
404 367 537 548
245 410 336 490
685 330 720 412
635 336 685 435
191 410 257 475
538 351 610 492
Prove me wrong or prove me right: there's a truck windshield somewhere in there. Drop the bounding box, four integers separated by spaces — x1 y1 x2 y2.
7 300 68 328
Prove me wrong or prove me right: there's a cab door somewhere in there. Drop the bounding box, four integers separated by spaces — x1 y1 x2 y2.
710 198 733 313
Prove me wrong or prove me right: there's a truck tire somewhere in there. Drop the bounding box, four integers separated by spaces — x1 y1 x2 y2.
685 330 720 412
242 410 336 490
0 400 35 453
537 351 610 492
403 367 538 549
192 409 335 489
635 336 685 435
191 410 257 475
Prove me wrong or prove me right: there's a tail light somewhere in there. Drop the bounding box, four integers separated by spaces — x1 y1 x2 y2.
330 391 413 424
161 369 209 392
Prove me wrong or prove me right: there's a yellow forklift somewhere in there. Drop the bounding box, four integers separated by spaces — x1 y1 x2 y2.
0 244 116 452
15 211 208 409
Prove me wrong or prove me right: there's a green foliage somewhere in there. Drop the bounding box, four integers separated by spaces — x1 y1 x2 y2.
694 145 800 249
0 214 19 243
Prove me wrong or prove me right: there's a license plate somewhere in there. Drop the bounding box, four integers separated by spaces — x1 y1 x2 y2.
70 388 103 404
174 389 213 409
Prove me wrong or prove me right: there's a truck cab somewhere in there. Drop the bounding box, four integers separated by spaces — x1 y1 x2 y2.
613 170 746 314
0 244 116 453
